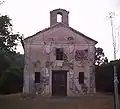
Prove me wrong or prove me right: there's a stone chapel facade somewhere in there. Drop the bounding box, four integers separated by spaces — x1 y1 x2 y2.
23 9 97 96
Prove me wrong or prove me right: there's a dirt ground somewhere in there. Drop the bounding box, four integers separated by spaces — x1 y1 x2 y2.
0 93 114 109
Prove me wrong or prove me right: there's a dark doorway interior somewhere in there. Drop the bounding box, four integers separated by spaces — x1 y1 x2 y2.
52 70 67 96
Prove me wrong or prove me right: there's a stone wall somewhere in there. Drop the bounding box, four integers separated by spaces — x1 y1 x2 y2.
23 42 95 96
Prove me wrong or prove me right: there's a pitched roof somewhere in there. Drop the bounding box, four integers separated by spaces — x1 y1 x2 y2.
24 22 98 44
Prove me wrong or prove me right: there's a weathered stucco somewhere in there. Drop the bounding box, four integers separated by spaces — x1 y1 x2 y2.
23 9 97 96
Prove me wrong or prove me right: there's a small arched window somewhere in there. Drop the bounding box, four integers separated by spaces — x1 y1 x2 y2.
57 13 62 22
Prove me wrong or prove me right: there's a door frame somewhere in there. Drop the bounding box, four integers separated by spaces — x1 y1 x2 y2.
51 70 68 96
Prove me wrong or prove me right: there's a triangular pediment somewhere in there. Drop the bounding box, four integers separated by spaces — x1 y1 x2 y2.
24 23 97 45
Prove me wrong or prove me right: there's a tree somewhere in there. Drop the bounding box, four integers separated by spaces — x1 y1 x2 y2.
95 62 114 92
95 59 120 93
18 35 24 49
0 15 20 52
0 14 24 94
0 1 4 5
95 47 108 66
0 53 24 94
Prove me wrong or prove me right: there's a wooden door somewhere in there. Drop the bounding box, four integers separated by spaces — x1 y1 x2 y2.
52 70 67 96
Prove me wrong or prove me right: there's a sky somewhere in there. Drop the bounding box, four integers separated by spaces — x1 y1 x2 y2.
0 0 120 61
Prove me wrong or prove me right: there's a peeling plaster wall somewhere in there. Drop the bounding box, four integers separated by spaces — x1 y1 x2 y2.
23 26 96 96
